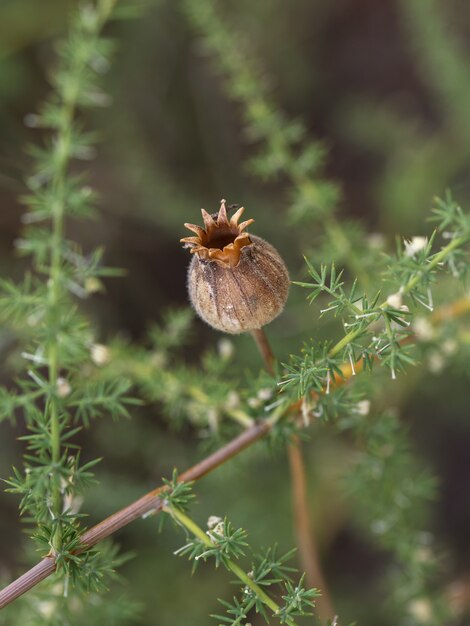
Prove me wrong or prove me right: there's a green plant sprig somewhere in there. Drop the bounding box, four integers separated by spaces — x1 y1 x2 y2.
0 0 140 604
281 196 470 400
165 504 319 626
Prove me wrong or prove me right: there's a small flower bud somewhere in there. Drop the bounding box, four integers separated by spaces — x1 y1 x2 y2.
56 377 72 398
386 291 403 309
408 598 433 622
217 338 234 360
413 317 434 341
84 276 104 294
355 399 371 416
90 343 110 365
404 236 428 257
181 200 289 334
442 338 457 355
428 351 445 374
225 390 240 409
257 388 273 401
367 232 385 249
207 515 223 529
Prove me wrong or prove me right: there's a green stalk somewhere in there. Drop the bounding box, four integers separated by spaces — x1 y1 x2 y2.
328 325 364 359
167 506 300 626
46 0 118 553
48 81 76 531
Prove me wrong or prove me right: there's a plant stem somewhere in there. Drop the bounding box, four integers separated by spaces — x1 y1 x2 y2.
166 506 299 626
47 73 77 545
249 326 336 620
287 440 335 621
250 328 275 375
45 0 118 554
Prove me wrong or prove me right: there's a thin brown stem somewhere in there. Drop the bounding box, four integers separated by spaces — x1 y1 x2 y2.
250 328 275 375
287 438 335 620
250 326 336 620
0 420 270 609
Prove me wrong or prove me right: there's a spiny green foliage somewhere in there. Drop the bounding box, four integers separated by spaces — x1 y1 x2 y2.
161 469 196 513
0 542 141 626
0 0 138 620
281 193 470 401
175 517 249 571
164 480 319 626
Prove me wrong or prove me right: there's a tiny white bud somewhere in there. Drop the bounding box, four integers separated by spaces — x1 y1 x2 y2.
27 311 43 327
225 391 240 409
56 377 72 398
413 317 434 341
91 343 110 366
356 400 371 416
368 232 385 249
414 546 432 563
404 236 428 257
150 351 167 369
207 408 219 433
441 339 457 355
408 598 433 622
207 520 225 539
63 493 84 515
207 515 223 530
257 388 273 401
84 277 104 294
218 338 234 360
37 600 56 618
386 292 402 309
300 396 314 426
428 351 445 374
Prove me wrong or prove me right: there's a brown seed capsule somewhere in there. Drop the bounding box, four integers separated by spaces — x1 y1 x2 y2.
181 199 289 334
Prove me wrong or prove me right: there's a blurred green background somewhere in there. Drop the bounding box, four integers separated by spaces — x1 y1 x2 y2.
0 0 470 624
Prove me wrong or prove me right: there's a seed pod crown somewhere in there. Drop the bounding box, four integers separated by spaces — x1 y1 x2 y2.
181 200 289 335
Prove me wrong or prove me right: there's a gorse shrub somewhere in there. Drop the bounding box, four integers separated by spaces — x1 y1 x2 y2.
0 1 469 625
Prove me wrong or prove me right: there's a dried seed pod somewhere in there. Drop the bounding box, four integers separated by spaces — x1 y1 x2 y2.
181 199 289 334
